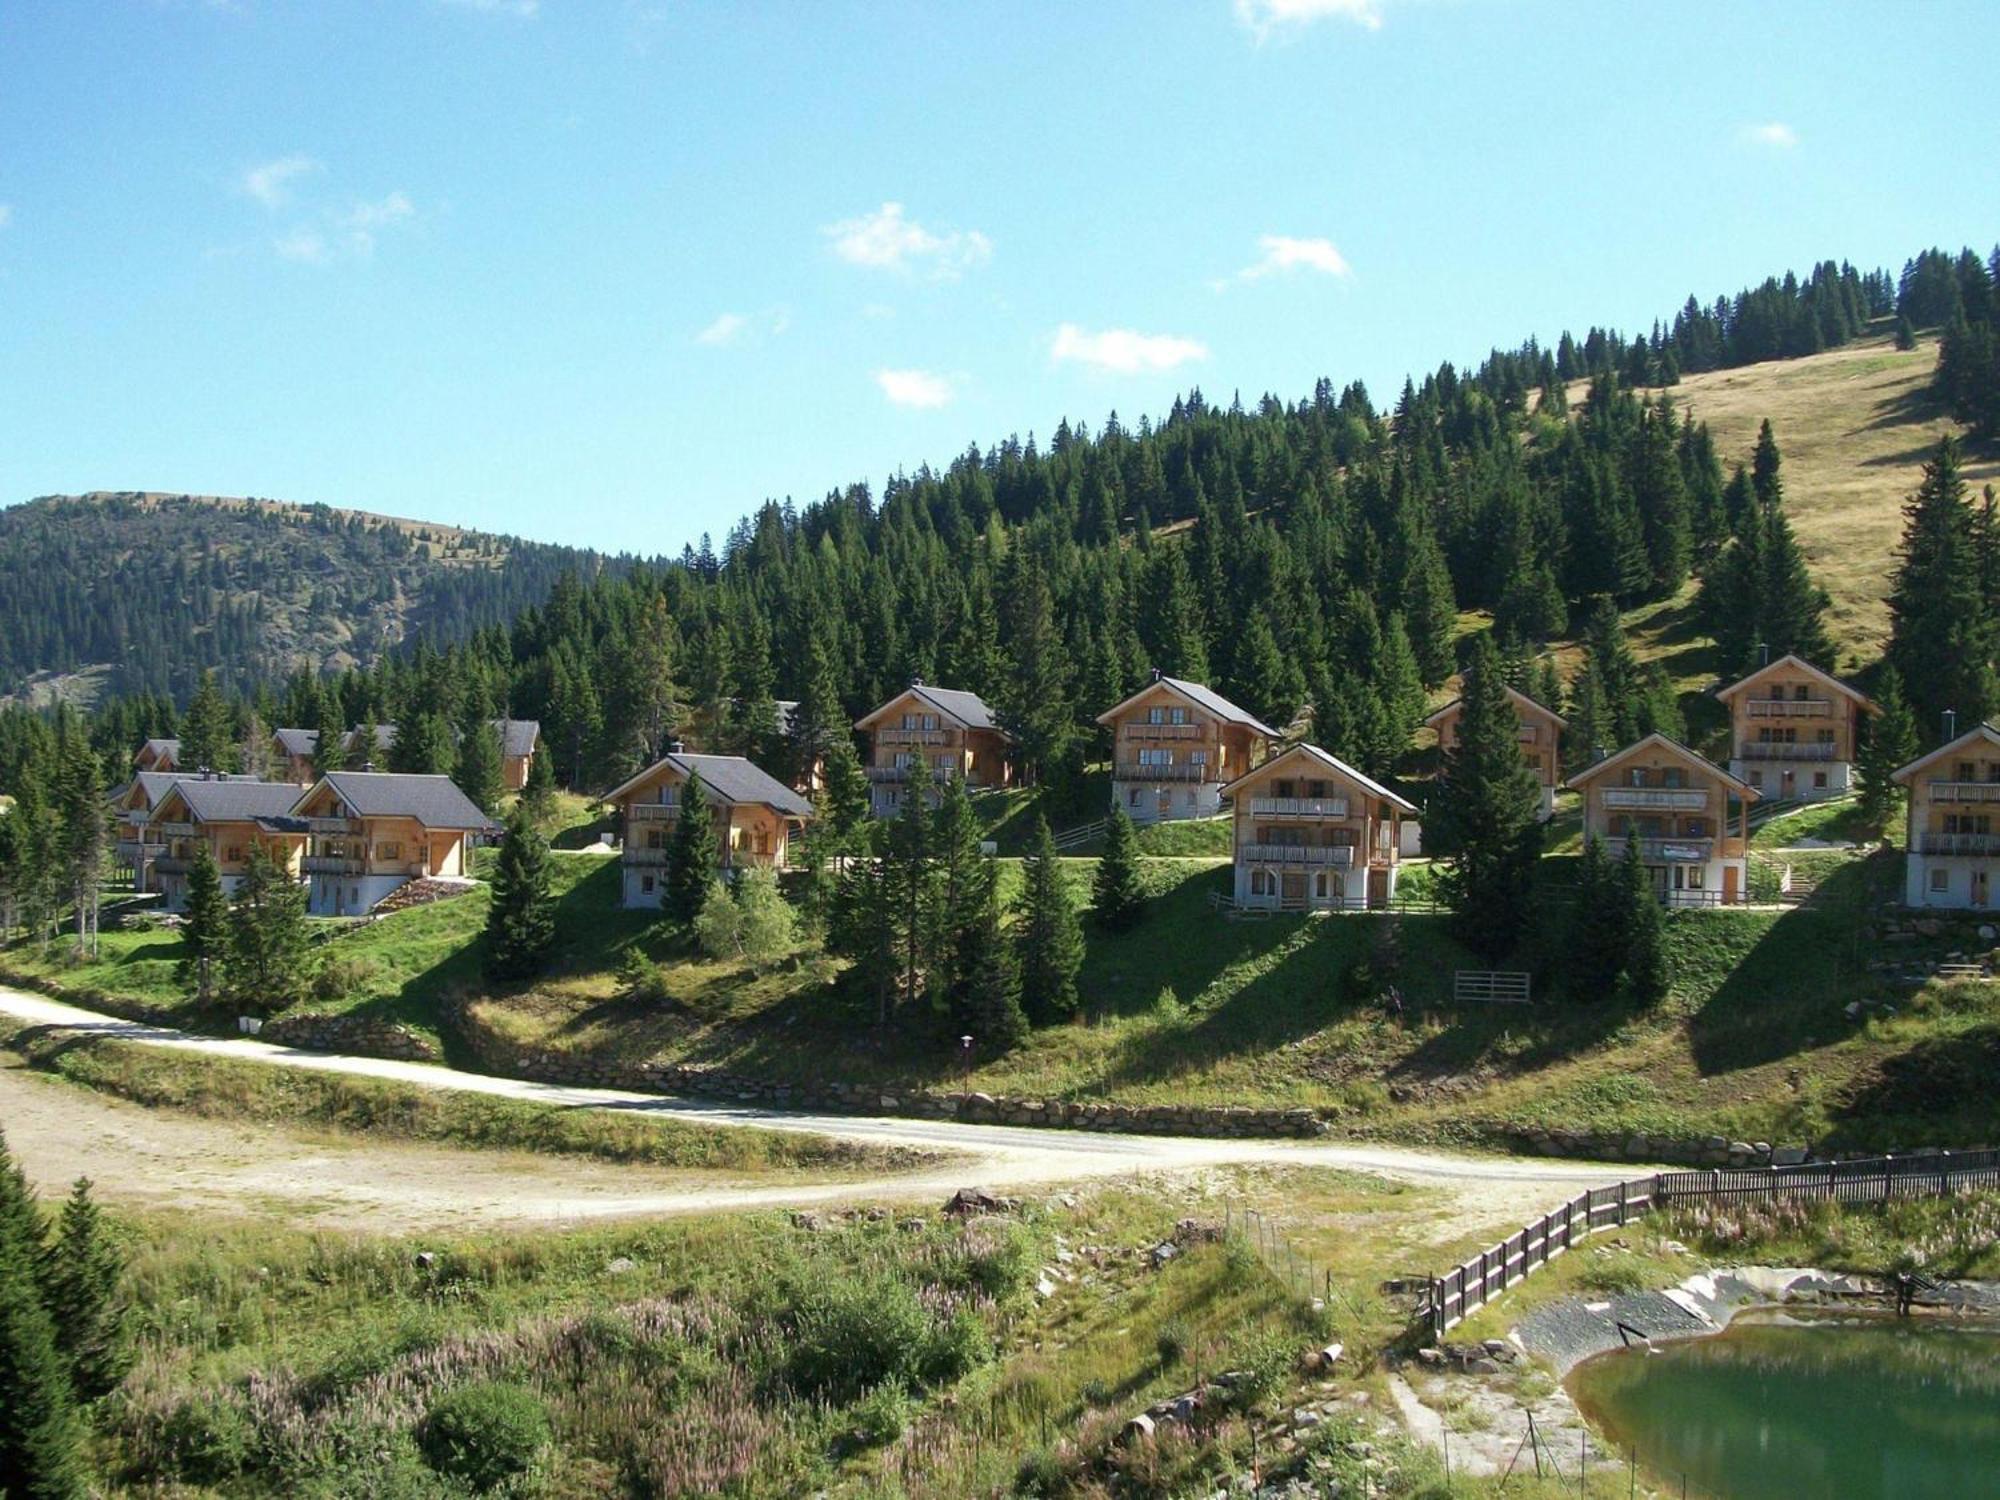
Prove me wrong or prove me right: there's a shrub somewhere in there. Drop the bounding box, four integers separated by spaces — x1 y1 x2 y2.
1222 1233 1262 1289
311 955 379 1005
1155 1318 1191 1367
617 952 673 1007
160 1394 258 1483
416 1381 551 1491
1226 1328 1297 1413
779 1272 987 1403
850 1380 913 1446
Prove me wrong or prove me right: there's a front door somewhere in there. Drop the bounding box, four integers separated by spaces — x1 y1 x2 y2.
1974 869 1990 909
1721 865 1739 905
1157 788 1172 821
1367 868 1389 909
1280 873 1307 907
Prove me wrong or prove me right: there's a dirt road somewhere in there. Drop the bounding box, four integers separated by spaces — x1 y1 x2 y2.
0 987 1627 1232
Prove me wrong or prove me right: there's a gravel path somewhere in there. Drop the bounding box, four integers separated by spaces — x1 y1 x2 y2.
0 986 1629 1230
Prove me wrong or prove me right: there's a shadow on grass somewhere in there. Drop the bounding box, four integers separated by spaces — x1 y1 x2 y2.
1830 1021 2000 1147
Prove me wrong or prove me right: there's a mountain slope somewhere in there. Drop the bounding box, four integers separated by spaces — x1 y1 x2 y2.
0 491 642 701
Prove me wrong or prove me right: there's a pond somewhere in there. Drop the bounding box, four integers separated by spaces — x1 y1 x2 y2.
1569 1310 2000 1499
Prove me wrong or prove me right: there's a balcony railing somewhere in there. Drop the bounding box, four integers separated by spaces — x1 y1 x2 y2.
303 816 364 835
1124 722 1203 741
1248 795 1349 818
1115 762 1213 783
303 855 367 875
153 855 193 876
625 801 681 819
867 765 912 782
878 728 951 746
1238 842 1355 866
1918 832 2000 856
1600 788 1708 811
151 821 197 838
1735 741 1839 762
1745 698 1834 718
1631 837 1713 862
622 846 670 866
1926 781 2000 804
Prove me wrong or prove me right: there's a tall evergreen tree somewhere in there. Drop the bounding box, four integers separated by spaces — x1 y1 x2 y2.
311 695 349 775
1856 664 1919 830
663 774 717 930
881 771 939 1017
932 773 995 999
179 669 233 774
1619 834 1669 1005
956 881 1028 1053
1564 836 1629 1001
455 713 506 816
1433 636 1543 961
53 719 105 958
1090 805 1147 932
37 1179 128 1405
1888 436 2000 737
519 733 557 825
0 1131 86 1500
176 843 229 1004
484 801 556 980
1013 817 1083 1026
224 844 314 1012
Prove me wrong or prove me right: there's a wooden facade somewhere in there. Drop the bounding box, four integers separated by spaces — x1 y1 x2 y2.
1096 675 1276 824
1566 734 1757 906
1893 722 2000 909
148 783 306 913
603 751 812 909
1221 743 1417 911
1424 686 1566 820
1716 654 1873 803
856 682 1013 818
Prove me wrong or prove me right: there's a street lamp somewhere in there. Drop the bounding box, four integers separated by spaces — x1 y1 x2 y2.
959 1034 974 1087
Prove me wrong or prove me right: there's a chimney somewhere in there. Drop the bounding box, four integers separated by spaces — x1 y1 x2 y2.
670 738 687 755
1944 709 1958 743
1757 641 1770 668
1591 744 1607 764
909 675 924 689
1151 667 1163 683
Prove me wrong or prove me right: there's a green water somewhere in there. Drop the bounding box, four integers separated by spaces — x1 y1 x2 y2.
1569 1311 2000 1499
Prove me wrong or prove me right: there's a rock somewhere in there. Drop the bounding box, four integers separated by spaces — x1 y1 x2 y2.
1415 1347 1444 1366
605 1256 637 1275
1482 1339 1510 1356
1122 1412 1156 1444
1150 1241 1181 1267
1291 1408 1322 1429
944 1186 1006 1217
1980 924 1996 942
1035 1275 1057 1299
791 1211 824 1231
1917 918 1944 937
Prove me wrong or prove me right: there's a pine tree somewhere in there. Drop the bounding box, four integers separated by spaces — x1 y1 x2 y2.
1888 436 2000 737
239 711 277 780
455 714 505 816
1619 834 1669 1004
817 733 871 844
784 636 844 792
484 801 556 980
881 771 939 1015
36 1179 128 1405
1139 546 1209 681
0 1131 86 1500
53 719 105 959
1014 816 1083 1026
1433 635 1542 961
1564 836 1629 1001
176 843 229 1004
520 735 557 825
663 774 717 930
390 709 455 778
957 882 1028 1053
311 695 349 775
932 773 995 998
224 844 314 1013
1856 664 1919 830
179 669 233 774
1090 805 1146 932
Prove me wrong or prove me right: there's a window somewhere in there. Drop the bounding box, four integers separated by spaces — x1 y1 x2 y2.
1249 869 1273 897
224 845 243 862
1685 866 1704 889
646 831 665 850
1813 772 1828 789
1931 868 1950 894
379 842 401 860
1184 789 1196 807
1170 707 1189 725
1628 768 1647 787
1816 729 1835 744
1794 684 1810 701
1129 789 1141 807
641 875 656 894
1749 770 1764 789
1190 749 1208 765
1662 767 1688 788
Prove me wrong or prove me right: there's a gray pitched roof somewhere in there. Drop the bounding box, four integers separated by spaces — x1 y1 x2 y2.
312 772 500 831
1220 741 1420 814
168 779 314 825
493 718 540 758
1098 676 1278 738
859 682 1004 734
604 753 812 818
273 727 319 758
139 737 180 761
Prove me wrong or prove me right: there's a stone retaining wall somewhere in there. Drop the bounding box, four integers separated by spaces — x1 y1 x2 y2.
259 1012 440 1062
445 1000 1329 1139
1510 1127 1807 1169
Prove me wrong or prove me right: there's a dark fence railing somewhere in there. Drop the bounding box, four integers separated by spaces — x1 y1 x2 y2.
1427 1148 2000 1338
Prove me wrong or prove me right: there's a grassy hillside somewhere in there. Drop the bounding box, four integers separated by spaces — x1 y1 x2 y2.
14 841 2000 1154
1642 330 2000 663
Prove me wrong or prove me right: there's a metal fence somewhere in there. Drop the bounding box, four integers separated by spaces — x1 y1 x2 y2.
1453 970 1531 1004
1426 1148 2000 1338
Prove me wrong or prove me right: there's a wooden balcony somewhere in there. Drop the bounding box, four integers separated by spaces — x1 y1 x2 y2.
153 855 194 875
622 846 670 866
1918 832 2000 856
303 816 364 835
1925 781 2000 804
1123 722 1203 741
151 820 197 838
878 727 951 746
1745 698 1833 719
625 801 680 820
1115 762 1213 782
303 855 367 875
1632 837 1713 862
1248 795 1349 818
1736 741 1839 762
1238 842 1355 866
1600 788 1708 811
867 765 913 782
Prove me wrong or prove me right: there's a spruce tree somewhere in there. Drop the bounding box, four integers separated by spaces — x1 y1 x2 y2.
0 1131 86 1500
1434 635 1543 962
37 1179 128 1405
455 715 506 816
1888 436 2000 737
932 773 994 996
957 882 1028 1053
663 774 717 930
817 733 871 844
390 709 455 778
1014 816 1083 1026
520 736 557 825
1619 834 1669 1005
179 669 233 774
1856 664 1919 830
224 844 314 1013
1089 805 1146 932
311 695 349 775
177 844 229 1004
1564 836 1628 1001
53 720 105 959
784 636 844 792
483 801 556 980
881 770 939 1014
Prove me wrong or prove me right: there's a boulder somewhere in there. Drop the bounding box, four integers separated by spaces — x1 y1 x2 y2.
944 1186 1008 1217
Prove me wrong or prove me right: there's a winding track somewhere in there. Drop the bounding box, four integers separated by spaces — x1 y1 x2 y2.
0 986 1627 1226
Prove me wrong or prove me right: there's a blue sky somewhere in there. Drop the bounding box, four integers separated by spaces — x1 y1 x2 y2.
2 1 1995 557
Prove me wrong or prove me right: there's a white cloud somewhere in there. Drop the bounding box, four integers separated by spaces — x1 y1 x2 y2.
695 313 747 346
876 368 957 409
240 154 318 208
824 202 992 278
1742 121 1799 149
1050 323 1209 375
0 204 12 230
334 191 415 255
1222 233 1352 288
1235 0 1384 39
270 193 415 265
272 229 331 265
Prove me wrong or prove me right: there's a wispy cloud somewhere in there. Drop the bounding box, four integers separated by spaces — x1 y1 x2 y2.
436 0 540 16
334 191 415 255
824 202 992 279
1741 121 1799 149
240 154 318 208
1235 0 1385 40
269 192 416 265
272 229 331 265
1218 233 1352 289
876 368 957 409
1051 323 1208 375
0 204 12 230
693 308 790 347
